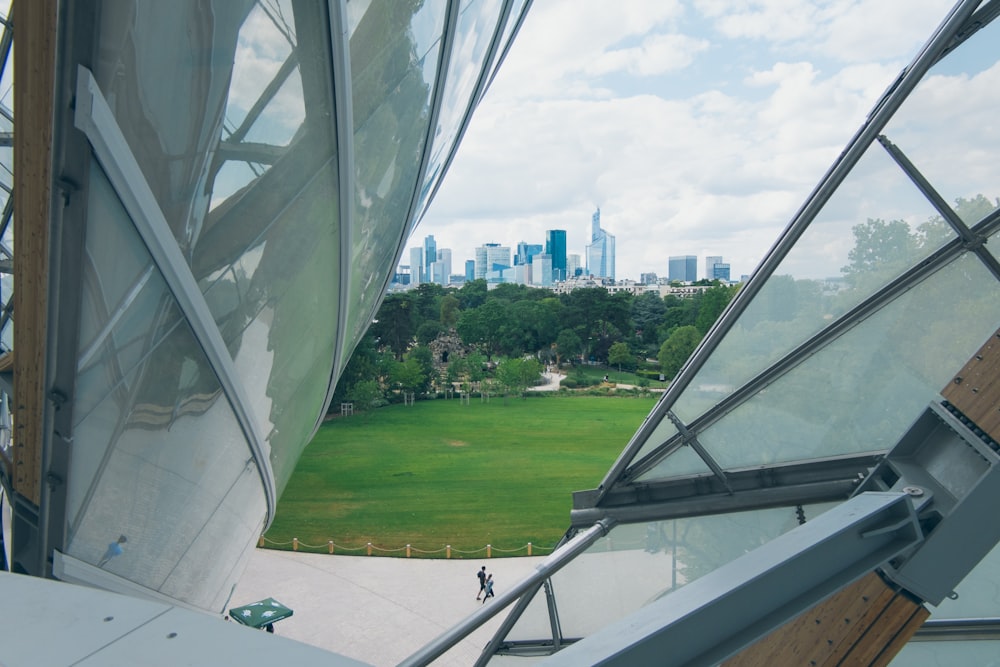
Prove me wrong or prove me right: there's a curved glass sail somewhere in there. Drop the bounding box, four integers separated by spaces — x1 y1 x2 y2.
6 0 535 613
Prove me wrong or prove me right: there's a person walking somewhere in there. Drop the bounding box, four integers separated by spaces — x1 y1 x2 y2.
482 574 495 603
476 565 487 600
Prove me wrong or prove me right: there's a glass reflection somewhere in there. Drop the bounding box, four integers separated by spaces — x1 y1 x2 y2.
696 253 1000 470
344 0 448 369
418 0 504 214
892 640 1000 666
880 15 1000 228
503 507 813 646
674 145 955 426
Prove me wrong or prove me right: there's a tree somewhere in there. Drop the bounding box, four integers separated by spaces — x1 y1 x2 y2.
608 341 634 374
348 379 384 412
370 294 416 360
495 357 543 401
841 218 915 287
439 294 460 328
632 292 667 347
658 325 702 379
554 329 583 366
694 285 738 334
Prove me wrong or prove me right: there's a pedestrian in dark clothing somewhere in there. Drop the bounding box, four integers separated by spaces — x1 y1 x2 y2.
482 574 495 603
476 565 487 599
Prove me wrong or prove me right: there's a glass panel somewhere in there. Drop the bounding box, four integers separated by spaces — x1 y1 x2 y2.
881 16 1000 228
626 406 680 470
635 439 715 482
198 159 340 491
67 160 269 612
503 507 813 646
344 0 449 367
695 253 1000 471
417 0 505 215
73 163 186 427
927 540 1000 620
488 0 529 83
93 2 257 253
674 145 956 426
66 315 267 612
891 640 1000 666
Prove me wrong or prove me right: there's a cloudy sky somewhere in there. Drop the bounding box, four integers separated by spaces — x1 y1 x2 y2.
414 0 960 281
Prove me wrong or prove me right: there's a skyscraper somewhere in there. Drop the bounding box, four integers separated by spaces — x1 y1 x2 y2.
515 241 542 266
586 208 615 279
465 259 476 282
423 235 437 277
705 256 723 280
669 255 697 282
546 229 568 282
475 243 511 280
409 246 423 286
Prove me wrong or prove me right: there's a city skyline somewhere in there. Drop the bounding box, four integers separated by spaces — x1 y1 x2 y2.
414 0 957 281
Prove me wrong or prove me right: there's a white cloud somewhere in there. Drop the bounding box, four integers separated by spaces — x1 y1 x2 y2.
416 0 977 282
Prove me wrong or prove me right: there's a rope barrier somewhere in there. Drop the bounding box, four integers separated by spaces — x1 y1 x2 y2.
259 535 555 558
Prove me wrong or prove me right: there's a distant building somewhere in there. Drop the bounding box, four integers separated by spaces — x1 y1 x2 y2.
409 246 423 286
546 229 567 282
516 241 542 266
705 255 730 282
533 253 553 287
465 260 476 282
640 272 659 285
431 248 452 285
669 255 697 282
423 235 437 275
568 253 582 277
711 262 731 282
476 243 511 280
586 208 615 279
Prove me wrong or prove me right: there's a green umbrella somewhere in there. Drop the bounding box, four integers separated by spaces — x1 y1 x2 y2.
228 597 294 629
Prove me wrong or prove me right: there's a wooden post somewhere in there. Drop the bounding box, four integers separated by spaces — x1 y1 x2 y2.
258 536 264 548
406 544 411 558
527 542 532 556
328 541 334 554
487 544 492 558
367 542 372 556
447 545 451 558
292 538 299 551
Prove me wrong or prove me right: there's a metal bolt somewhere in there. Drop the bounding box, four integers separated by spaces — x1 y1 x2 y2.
903 486 924 497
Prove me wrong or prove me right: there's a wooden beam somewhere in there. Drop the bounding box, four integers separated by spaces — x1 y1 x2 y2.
941 329 1000 442
722 572 929 667
12 0 57 506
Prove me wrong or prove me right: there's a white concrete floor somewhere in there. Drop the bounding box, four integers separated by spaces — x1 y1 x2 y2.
232 548 546 666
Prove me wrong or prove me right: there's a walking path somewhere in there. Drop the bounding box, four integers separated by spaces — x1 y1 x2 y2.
232 548 546 666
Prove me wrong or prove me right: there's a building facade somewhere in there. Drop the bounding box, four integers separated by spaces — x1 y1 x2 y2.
669 254 698 282
585 208 615 279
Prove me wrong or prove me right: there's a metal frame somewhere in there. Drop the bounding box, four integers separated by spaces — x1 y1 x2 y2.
594 0 986 505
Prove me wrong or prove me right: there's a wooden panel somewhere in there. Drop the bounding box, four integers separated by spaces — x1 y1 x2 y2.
941 329 1000 442
12 0 57 505
723 572 928 667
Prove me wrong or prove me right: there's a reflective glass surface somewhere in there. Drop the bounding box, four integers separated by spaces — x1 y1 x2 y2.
891 640 1000 666
881 16 1000 228
343 0 449 369
696 253 1000 470
504 507 815 646
672 145 955 427
67 164 265 611
418 0 504 213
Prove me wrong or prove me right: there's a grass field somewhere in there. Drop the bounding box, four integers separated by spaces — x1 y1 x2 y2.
568 363 668 389
265 394 657 557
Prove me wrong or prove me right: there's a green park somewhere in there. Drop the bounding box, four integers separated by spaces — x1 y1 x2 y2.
264 393 657 557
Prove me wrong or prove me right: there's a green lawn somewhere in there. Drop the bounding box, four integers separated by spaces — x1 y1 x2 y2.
265 394 657 557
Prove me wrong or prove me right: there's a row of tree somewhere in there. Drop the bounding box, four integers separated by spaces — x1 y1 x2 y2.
331 279 740 410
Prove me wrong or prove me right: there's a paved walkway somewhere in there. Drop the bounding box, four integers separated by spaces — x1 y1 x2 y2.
232 548 546 666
